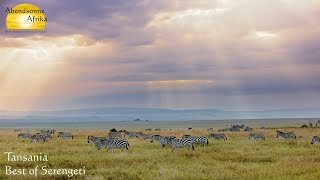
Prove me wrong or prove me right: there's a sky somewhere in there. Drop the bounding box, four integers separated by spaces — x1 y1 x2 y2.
0 0 320 111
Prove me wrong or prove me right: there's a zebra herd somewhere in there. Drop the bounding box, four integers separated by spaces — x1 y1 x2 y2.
218 124 254 132
17 129 74 142
15 128 320 151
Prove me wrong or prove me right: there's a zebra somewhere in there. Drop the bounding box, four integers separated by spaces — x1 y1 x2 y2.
249 133 265 140
87 136 106 143
17 133 32 139
145 128 152 131
170 138 195 152
48 130 56 134
182 135 209 146
40 129 56 134
230 127 240 132
207 128 213 131
150 135 175 148
124 131 139 138
36 132 52 139
92 139 105 150
58 132 73 139
108 132 122 139
208 133 227 141
140 133 154 139
276 130 296 140
311 136 320 144
30 133 49 142
155 128 161 131
244 126 253 131
99 138 129 151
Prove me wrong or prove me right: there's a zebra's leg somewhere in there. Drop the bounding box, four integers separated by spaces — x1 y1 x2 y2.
171 147 175 152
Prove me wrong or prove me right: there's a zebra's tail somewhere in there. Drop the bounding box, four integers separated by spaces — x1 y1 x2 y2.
206 139 209 146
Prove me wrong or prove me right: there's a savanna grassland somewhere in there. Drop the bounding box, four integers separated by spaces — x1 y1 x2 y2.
1 125 320 179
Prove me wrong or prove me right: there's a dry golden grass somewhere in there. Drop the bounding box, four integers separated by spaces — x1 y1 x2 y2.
0 127 320 179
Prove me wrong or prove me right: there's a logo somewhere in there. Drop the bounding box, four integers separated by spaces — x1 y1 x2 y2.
5 3 47 31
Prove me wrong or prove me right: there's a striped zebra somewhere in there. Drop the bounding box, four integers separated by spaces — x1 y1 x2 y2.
37 132 52 139
108 132 122 139
207 128 213 131
87 135 106 143
170 138 195 152
124 131 139 138
100 139 129 151
311 136 320 144
276 130 296 140
92 139 105 150
30 133 49 142
58 132 73 139
17 133 32 139
208 133 227 141
182 135 209 146
244 126 253 131
40 129 56 134
140 133 154 139
150 135 176 148
249 133 265 140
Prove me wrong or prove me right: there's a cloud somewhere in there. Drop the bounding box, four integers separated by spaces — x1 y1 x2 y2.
1 0 320 110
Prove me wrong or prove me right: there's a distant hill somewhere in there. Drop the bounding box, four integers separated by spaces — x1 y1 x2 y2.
0 107 320 122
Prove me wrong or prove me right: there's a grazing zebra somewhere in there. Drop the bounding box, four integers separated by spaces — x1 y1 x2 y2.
311 136 320 144
108 132 122 139
155 128 161 131
182 135 209 146
37 132 52 139
276 130 296 140
218 128 228 132
92 139 105 150
170 138 195 152
249 133 265 140
145 128 152 131
208 133 227 141
140 133 154 139
30 133 49 142
124 131 139 138
40 129 56 134
244 126 253 131
100 139 129 151
150 135 175 148
87 136 107 143
17 133 32 139
207 128 213 131
58 132 73 139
